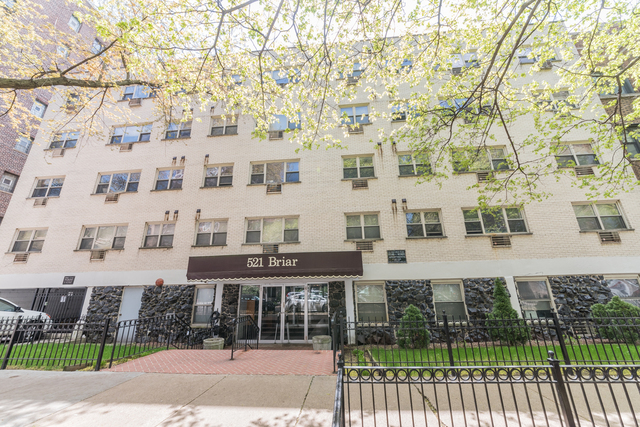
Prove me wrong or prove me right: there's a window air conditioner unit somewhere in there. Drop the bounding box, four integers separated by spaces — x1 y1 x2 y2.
599 231 621 243
574 166 595 177
269 131 283 140
13 253 29 263
490 235 511 247
355 241 373 251
119 143 133 152
33 198 48 207
128 98 142 107
476 171 491 183
105 193 119 203
352 179 368 189
346 76 359 85
451 67 462 75
90 250 107 261
540 60 553 69
52 148 65 157
347 125 363 134
262 244 279 254
266 183 282 194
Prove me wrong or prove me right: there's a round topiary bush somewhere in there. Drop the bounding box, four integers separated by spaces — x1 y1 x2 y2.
486 278 530 344
397 304 431 349
591 296 640 344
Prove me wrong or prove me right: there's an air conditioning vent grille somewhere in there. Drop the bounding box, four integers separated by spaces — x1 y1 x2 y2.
540 60 553 69
119 143 133 152
268 131 283 140
13 253 29 263
33 198 48 207
347 76 359 85
128 98 142 107
352 179 369 189
347 125 363 134
105 193 119 203
262 244 279 254
355 241 374 251
599 231 621 243
90 250 107 261
266 183 282 194
476 172 491 183
491 235 512 247
574 166 595 177
52 148 65 157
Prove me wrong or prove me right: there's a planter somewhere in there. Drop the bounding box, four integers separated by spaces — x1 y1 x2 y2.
203 337 225 350
312 335 332 351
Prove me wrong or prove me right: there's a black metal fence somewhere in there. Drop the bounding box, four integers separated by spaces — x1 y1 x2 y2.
0 313 210 371
230 315 259 360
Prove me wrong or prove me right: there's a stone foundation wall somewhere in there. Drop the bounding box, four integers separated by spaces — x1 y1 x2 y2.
138 285 195 322
221 284 240 323
462 278 504 322
86 286 123 325
328 281 345 317
384 280 434 322
548 275 613 317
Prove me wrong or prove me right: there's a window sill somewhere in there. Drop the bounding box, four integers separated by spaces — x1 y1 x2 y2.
0 190 15 195
465 233 533 238
13 149 29 156
579 229 634 233
398 174 432 178
241 241 301 246
200 185 233 189
191 245 227 248
150 188 183 192
6 251 41 255
105 141 149 147
599 93 639 100
247 181 301 187
90 191 138 196
26 196 61 200
207 133 238 138
454 169 514 175
406 236 447 240
344 239 383 242
74 248 124 252
139 246 174 250
44 147 76 151
161 137 191 142
341 177 377 181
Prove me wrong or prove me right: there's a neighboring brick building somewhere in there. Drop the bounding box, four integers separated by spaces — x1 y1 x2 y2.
0 0 96 224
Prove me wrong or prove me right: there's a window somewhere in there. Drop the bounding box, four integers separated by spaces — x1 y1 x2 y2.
11 229 47 253
95 172 140 193
210 116 238 136
15 136 32 154
32 178 64 198
250 161 299 184
555 144 599 167
398 153 431 176
450 52 479 71
432 282 467 320
1 0 16 8
155 169 183 190
439 98 472 113
406 211 444 237
122 86 153 100
193 287 216 324
68 15 81 32
340 105 370 125
355 282 387 322
31 100 46 118
453 147 508 172
203 165 233 187
350 62 365 78
346 214 380 240
516 47 536 64
623 127 640 159
110 125 152 144
516 279 553 319
270 114 301 132
195 220 227 246
91 39 102 54
245 217 299 243
50 131 79 149
57 45 69 58
79 226 127 250
165 121 192 139
605 277 640 308
343 156 374 179
391 103 419 122
269 69 299 86
600 78 636 96
0 172 18 193
573 203 628 231
463 207 528 234
231 74 243 85
535 91 577 111
143 223 175 247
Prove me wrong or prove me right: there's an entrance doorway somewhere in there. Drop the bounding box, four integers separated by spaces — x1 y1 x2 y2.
238 283 329 343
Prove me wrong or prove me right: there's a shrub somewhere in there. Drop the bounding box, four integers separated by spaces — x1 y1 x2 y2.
591 296 640 344
397 304 431 349
486 278 530 344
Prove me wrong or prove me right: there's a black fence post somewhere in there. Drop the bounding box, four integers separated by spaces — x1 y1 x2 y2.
548 351 577 427
108 319 120 369
551 310 571 365
339 315 345 355
1 318 22 370
94 318 111 371
442 311 455 366
230 319 236 360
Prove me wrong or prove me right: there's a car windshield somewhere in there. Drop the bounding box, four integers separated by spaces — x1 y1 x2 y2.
0 298 17 312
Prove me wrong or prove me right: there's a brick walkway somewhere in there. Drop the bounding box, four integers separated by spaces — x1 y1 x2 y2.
106 349 335 375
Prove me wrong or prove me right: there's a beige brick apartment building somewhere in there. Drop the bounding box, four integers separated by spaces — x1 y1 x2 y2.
1 37 639 342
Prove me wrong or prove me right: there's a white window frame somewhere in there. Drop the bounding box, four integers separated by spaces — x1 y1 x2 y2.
343 155 375 179
604 275 640 308
192 286 217 325
31 100 47 118
143 222 176 248
514 277 555 319
91 39 102 54
31 177 64 198
14 136 32 154
94 171 141 194
50 131 80 149
345 213 381 240
354 281 388 322
555 143 599 168
210 115 238 136
57 45 69 58
0 172 18 193
250 160 299 184
572 202 629 231
165 121 192 139
453 147 508 172
195 220 228 246
110 124 152 144
398 153 431 176
154 168 184 191
78 225 128 250
339 105 370 126
405 211 444 238
432 280 468 321
244 217 299 244
121 86 153 100
10 229 47 253
203 164 233 187
68 15 81 32
516 47 536 64
462 207 529 235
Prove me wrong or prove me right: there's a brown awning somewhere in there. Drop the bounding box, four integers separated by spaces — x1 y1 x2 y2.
187 251 363 281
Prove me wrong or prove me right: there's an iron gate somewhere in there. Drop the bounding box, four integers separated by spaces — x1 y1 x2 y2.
31 288 87 321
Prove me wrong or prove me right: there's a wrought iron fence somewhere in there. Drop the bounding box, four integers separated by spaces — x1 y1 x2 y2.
230 315 259 360
334 311 640 368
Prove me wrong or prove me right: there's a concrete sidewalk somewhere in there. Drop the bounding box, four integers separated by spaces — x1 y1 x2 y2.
0 370 336 427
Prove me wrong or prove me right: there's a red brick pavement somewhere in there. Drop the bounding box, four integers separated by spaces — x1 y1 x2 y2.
105 349 335 375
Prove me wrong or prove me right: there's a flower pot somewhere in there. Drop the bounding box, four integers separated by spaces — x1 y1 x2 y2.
312 335 332 351
203 337 225 350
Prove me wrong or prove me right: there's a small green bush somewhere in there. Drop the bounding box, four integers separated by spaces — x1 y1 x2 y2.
591 296 640 344
486 278 530 344
397 304 431 349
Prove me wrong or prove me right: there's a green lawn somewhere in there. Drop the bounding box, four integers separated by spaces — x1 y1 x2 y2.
0 342 166 370
361 342 640 367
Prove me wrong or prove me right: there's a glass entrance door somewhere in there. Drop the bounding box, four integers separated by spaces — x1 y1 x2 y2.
261 286 282 341
307 283 330 340
284 285 305 341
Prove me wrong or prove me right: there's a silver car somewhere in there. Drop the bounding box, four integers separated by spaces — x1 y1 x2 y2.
0 297 52 341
